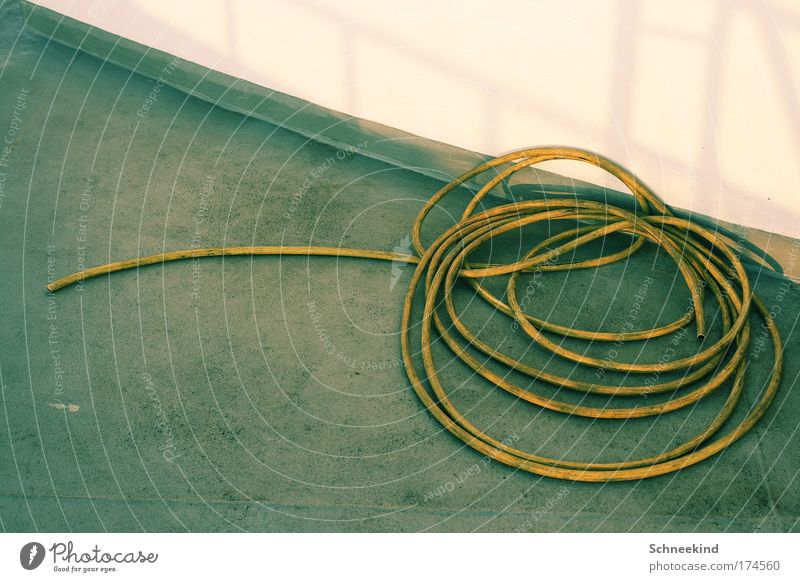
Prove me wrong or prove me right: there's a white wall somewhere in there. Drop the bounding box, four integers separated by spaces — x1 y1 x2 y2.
33 0 800 237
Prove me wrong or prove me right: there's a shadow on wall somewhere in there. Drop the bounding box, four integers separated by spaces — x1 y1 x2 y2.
40 0 800 237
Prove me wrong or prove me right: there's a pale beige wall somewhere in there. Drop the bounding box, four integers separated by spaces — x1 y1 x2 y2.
32 0 800 238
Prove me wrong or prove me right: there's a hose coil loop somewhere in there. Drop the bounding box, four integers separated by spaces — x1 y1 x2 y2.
402 147 782 481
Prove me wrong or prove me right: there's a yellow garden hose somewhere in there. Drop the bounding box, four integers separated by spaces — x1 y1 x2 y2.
47 146 783 482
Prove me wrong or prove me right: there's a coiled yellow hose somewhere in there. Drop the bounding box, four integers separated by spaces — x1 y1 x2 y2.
48 146 783 482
